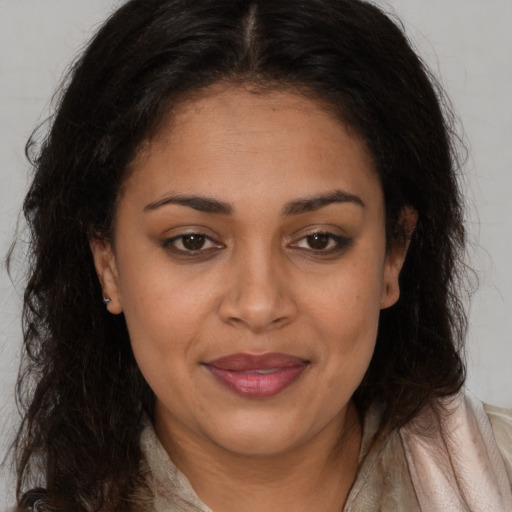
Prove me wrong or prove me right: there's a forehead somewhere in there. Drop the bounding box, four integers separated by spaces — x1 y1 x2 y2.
125 85 381 209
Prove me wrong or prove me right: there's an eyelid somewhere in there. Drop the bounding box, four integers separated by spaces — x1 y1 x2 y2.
288 229 353 254
165 234 216 248
162 230 225 256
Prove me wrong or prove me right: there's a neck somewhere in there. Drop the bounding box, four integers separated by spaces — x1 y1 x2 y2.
155 402 362 512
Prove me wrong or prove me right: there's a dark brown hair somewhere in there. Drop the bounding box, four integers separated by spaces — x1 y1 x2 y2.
12 0 467 509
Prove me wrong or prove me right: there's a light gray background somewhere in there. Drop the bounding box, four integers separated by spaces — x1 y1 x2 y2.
1 0 511 508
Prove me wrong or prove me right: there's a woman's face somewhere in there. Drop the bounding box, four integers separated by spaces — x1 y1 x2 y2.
92 86 407 458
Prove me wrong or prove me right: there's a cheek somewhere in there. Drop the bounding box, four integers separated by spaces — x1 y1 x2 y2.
116 253 225 370
120 274 206 408
117 242 206 326
306 254 385 334
301 252 385 385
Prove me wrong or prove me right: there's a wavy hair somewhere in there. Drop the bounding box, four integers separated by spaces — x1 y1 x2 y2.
12 0 467 509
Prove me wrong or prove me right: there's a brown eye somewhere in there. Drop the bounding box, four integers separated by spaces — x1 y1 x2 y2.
163 232 223 256
291 231 352 254
306 233 330 250
181 234 206 251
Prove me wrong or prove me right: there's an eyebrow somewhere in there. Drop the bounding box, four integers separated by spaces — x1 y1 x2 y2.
143 194 233 214
282 190 365 216
143 189 364 216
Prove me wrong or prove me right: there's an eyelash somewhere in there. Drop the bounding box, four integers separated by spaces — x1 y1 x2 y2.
290 231 353 255
162 231 352 258
162 233 222 255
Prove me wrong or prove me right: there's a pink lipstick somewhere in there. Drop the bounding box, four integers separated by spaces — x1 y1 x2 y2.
203 353 309 398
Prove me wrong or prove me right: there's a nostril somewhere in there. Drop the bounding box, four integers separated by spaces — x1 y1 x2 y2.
218 295 297 332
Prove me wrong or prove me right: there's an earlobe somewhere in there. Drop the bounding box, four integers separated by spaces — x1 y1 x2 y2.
380 207 418 309
89 238 123 314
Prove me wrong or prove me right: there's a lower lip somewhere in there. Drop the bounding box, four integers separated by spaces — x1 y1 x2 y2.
205 364 308 398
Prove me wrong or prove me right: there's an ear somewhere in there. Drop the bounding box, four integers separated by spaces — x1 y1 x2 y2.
380 206 418 309
89 238 123 314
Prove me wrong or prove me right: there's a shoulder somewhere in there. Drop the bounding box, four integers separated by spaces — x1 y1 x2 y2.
484 401 512 484
399 391 512 510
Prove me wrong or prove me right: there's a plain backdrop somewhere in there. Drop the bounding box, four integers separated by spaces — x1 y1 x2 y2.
1 0 511 508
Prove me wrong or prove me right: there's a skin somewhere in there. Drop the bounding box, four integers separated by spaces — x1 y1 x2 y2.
91 85 414 511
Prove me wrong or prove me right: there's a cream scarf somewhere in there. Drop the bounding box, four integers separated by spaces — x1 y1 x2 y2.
400 392 512 511
138 393 512 511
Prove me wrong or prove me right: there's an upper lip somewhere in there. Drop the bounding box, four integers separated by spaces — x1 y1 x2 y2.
204 352 309 371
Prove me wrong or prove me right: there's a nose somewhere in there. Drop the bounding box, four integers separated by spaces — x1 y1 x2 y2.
218 250 298 333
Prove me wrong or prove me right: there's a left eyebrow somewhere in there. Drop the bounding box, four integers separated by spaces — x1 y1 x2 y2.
282 190 365 216
143 194 233 214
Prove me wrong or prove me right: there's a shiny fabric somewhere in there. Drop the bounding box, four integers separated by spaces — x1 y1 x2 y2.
137 393 512 511
400 393 512 512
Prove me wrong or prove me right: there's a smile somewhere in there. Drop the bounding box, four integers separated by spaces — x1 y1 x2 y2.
203 352 309 398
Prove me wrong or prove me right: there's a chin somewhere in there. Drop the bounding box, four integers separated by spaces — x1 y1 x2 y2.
201 407 323 458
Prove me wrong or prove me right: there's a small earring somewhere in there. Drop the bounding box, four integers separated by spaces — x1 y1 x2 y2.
103 297 111 306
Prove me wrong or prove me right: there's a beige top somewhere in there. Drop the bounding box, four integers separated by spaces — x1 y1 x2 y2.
137 393 512 511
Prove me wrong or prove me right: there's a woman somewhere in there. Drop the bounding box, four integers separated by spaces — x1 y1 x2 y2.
11 0 512 510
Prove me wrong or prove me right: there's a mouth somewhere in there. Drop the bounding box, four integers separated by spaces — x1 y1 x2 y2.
203 353 310 398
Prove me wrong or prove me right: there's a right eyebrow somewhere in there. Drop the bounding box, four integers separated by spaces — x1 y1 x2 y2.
143 194 233 214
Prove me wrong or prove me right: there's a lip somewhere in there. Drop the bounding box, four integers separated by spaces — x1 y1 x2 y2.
203 353 309 398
